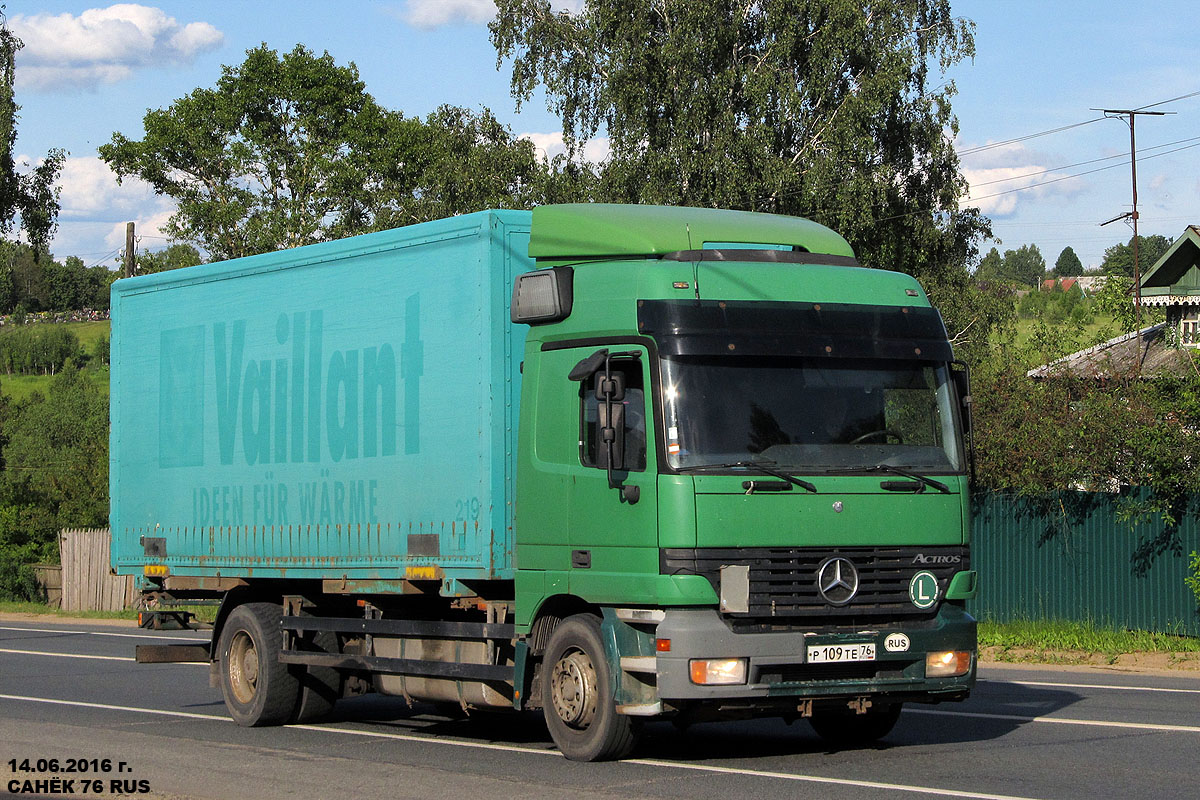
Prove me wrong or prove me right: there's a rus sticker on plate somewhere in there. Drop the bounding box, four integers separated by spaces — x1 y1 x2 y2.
807 643 877 663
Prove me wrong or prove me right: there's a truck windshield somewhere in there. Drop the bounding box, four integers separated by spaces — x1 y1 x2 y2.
659 355 963 473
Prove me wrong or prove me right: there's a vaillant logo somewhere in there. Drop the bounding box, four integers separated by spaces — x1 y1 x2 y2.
158 299 423 469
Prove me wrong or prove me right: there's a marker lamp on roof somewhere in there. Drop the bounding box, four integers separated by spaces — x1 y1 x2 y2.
511 266 574 324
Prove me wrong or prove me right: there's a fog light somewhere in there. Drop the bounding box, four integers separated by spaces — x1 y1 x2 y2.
689 658 747 685
925 650 972 678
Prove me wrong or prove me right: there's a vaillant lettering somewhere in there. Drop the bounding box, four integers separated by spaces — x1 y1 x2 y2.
160 307 417 469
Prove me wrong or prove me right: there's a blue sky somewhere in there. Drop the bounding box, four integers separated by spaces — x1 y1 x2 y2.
8 1 1200 274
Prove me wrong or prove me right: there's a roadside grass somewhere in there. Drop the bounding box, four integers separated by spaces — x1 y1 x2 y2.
979 618 1200 662
0 600 217 624
0 600 136 620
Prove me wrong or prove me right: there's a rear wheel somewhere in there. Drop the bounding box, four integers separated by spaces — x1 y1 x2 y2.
541 615 638 762
218 602 300 726
808 703 902 746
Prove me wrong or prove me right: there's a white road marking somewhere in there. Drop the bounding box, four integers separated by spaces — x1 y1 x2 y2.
0 694 1045 800
0 648 132 662
0 647 206 665
988 678 1200 695
908 708 1200 734
0 625 204 642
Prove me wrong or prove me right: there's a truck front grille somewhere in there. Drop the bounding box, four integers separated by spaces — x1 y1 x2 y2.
661 545 968 629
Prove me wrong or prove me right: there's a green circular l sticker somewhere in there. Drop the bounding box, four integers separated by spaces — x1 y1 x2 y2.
909 571 939 609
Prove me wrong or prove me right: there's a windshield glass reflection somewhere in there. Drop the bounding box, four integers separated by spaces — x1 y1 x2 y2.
660 355 962 473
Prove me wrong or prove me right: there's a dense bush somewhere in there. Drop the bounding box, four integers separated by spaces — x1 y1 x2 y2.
0 365 108 600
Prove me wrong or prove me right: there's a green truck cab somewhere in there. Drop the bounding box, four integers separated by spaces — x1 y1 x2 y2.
115 204 976 761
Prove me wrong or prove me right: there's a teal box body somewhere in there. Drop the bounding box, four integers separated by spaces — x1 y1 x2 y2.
110 210 533 584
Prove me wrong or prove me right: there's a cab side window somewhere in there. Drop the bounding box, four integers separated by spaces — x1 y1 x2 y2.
580 359 647 471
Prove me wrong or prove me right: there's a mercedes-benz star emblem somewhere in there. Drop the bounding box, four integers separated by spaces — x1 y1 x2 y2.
816 556 859 606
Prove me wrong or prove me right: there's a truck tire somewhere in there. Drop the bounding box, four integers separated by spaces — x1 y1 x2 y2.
217 602 300 727
541 615 638 762
808 703 902 746
291 629 340 724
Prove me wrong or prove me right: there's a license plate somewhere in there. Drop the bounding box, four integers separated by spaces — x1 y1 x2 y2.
807 643 877 663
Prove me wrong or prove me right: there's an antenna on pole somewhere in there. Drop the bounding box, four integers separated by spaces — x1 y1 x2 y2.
1091 107 1172 332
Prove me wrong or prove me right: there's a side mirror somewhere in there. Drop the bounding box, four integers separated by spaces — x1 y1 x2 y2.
594 393 626 471
569 349 608 382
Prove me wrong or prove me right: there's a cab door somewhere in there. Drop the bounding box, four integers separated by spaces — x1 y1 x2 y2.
561 345 659 592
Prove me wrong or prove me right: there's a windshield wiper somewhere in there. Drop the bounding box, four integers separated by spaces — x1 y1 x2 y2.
677 460 817 493
824 464 950 494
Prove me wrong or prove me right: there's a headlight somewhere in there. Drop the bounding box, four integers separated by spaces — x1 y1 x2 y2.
689 658 748 685
926 650 972 678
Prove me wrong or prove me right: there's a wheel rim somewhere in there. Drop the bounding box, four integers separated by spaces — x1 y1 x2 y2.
227 630 260 705
550 647 598 729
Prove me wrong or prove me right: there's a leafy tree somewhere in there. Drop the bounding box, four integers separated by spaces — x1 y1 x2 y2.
0 25 64 254
973 246 1005 282
1054 245 1083 277
136 243 203 275
1101 234 1171 278
0 240 47 311
101 44 560 261
490 0 996 358
1001 243 1045 287
2 364 108 530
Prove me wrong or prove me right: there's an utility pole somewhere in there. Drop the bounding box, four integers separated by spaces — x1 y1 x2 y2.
1093 107 1170 331
123 221 136 278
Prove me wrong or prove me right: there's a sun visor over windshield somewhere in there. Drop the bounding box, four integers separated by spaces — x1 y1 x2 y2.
637 299 952 361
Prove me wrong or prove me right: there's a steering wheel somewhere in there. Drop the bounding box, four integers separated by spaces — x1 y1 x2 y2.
849 429 904 444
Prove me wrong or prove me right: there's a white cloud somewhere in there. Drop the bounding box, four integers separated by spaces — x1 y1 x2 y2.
520 131 610 163
45 155 175 260
56 156 162 219
10 4 223 91
959 142 1083 217
402 0 584 28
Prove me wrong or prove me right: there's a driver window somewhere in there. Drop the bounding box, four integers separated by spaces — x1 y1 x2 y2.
580 359 647 471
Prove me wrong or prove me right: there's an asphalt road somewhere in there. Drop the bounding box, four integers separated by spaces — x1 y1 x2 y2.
1 619 1197 800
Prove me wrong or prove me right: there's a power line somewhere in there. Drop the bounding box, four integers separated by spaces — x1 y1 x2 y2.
956 118 1105 157
966 134 1200 188
1136 89 1200 111
957 88 1200 158
965 139 1200 204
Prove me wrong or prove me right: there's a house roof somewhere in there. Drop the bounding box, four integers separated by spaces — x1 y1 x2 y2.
1027 322 1199 379
1139 226 1200 298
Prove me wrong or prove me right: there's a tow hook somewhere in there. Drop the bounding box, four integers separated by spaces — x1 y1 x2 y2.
848 697 873 715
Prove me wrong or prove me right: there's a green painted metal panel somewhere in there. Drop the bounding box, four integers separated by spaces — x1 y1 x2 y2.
529 204 855 260
693 475 967 548
970 490 1200 636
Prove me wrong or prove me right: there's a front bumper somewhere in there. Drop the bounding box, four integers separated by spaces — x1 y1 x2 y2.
651 603 976 704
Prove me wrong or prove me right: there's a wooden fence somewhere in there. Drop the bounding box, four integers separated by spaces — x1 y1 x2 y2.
59 528 134 612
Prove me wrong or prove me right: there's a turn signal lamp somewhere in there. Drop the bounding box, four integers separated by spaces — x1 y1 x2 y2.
689 658 747 685
925 650 972 678
656 638 671 652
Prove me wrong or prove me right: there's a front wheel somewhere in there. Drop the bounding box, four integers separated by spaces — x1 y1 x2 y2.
541 615 638 761
808 703 902 746
218 602 300 726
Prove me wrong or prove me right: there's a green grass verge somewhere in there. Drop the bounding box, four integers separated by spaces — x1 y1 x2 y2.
0 600 136 620
979 618 1200 655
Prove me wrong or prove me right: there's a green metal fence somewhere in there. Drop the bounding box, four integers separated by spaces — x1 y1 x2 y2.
970 489 1200 637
